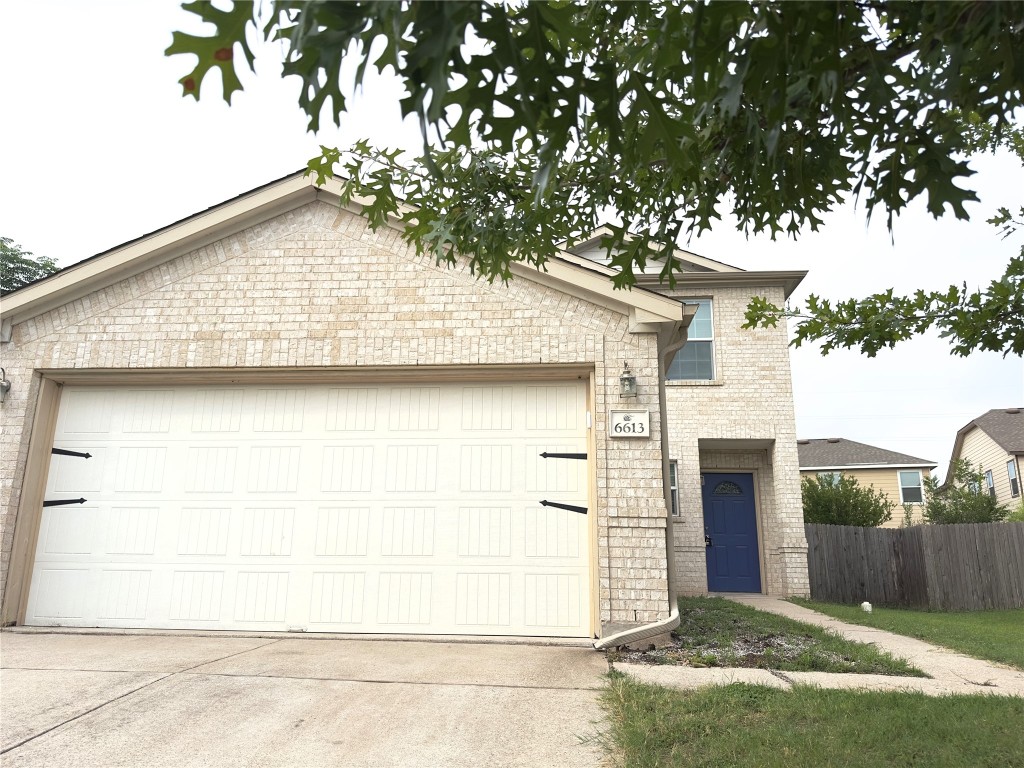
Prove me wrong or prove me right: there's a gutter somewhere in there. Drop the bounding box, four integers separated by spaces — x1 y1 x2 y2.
593 323 687 650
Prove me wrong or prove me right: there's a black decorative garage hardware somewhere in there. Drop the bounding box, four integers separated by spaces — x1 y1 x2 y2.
51 448 92 459
43 498 88 507
538 452 587 460
539 500 588 515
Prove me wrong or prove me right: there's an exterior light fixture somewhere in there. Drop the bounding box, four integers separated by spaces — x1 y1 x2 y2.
619 362 637 399
0 369 10 404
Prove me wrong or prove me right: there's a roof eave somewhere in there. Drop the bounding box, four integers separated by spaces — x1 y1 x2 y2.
636 270 808 299
2 173 685 332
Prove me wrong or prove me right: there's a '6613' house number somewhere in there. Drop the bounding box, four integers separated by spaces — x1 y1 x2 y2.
608 410 651 439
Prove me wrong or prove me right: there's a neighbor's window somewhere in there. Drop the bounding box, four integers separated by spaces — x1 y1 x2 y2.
985 469 996 498
669 461 679 516
667 299 714 380
1008 460 1019 498
816 471 842 486
899 470 924 504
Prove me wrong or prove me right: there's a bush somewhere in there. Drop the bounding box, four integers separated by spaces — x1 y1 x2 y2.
922 460 1010 524
1006 499 1024 523
802 474 895 527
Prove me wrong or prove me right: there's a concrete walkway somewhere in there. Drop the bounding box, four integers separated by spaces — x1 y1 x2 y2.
1 633 607 767
617 595 1024 698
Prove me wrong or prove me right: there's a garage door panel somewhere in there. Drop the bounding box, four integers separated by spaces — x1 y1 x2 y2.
28 382 591 637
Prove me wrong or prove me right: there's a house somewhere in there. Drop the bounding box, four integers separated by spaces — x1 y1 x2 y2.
797 438 937 527
0 172 809 644
945 408 1024 508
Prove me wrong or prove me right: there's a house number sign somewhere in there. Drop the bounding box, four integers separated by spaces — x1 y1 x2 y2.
609 410 650 438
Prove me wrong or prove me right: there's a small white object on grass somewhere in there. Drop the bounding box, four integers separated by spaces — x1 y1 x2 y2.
861 601 873 613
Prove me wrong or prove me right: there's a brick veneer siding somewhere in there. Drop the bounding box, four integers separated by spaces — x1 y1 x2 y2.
0 201 672 626
664 285 809 597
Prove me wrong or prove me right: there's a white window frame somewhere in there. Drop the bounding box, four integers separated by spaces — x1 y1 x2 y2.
666 299 715 381
898 470 924 504
1008 460 1019 498
816 471 842 485
669 460 679 516
985 469 995 498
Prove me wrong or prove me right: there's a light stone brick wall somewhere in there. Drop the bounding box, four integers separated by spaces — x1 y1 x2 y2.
0 201 672 626
663 285 809 597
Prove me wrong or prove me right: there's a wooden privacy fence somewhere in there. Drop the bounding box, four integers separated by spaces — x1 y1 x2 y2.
804 522 1024 611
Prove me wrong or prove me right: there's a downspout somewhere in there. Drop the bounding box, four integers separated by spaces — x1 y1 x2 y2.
594 321 688 649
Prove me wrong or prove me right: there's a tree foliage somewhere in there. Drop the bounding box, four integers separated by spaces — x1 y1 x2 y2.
801 474 895 527
922 460 1010 524
1 237 59 294
168 1 1024 352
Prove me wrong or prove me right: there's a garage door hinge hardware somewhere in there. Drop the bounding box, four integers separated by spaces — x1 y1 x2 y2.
51 448 92 459
43 498 87 507
539 500 588 514
539 452 587 460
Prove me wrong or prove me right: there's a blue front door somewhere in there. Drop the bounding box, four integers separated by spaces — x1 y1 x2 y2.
702 472 761 593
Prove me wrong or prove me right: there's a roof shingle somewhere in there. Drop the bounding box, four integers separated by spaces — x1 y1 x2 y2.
797 438 936 469
963 408 1024 454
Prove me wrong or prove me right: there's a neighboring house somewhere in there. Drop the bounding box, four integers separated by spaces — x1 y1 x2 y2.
0 172 808 643
797 438 936 527
946 408 1024 509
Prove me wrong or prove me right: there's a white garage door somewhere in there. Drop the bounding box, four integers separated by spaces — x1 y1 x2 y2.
26 382 591 637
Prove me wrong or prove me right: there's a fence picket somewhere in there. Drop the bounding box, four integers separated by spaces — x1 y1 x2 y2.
803 522 1024 610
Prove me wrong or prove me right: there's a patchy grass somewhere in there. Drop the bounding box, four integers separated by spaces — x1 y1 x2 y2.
600 673 1024 768
608 596 923 676
793 599 1024 671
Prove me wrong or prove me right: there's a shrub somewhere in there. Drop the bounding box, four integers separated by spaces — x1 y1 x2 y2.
802 474 895 527
922 460 1010 524
1007 499 1024 523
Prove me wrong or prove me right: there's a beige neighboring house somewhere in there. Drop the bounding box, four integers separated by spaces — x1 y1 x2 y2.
0 172 808 646
946 408 1023 509
797 438 936 527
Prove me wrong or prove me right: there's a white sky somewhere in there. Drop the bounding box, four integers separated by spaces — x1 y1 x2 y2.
2 1 1022 479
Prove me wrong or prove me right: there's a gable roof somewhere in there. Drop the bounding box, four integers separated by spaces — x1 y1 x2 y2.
945 407 1024 484
797 438 936 470
564 226 806 299
0 172 688 333
564 225 743 273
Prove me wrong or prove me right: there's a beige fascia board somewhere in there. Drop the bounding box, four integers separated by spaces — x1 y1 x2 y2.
511 260 684 327
2 174 324 326
802 463 937 471
637 270 808 299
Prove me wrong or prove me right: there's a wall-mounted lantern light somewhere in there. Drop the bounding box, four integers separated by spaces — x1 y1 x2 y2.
619 362 637 399
0 369 10 404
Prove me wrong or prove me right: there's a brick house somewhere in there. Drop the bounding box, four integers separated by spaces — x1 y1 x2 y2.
0 173 808 645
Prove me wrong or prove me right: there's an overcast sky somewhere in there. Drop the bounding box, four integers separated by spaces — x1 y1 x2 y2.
2 1 1022 479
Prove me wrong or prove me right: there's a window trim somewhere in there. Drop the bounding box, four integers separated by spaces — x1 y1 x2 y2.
666 298 715 382
669 460 679 516
898 470 924 504
1008 460 1020 498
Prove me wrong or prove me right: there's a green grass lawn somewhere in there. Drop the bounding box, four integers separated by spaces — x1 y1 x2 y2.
792 599 1024 671
609 596 924 676
601 674 1024 768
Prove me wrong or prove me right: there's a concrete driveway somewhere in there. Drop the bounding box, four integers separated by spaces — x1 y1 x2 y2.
0 632 608 767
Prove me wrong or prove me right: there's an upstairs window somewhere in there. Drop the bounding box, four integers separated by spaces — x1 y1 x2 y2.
1008 460 1019 498
985 470 996 498
817 471 842 486
899 470 924 504
667 299 714 380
